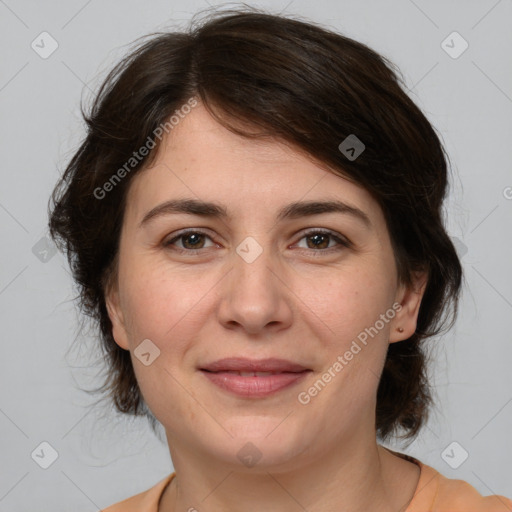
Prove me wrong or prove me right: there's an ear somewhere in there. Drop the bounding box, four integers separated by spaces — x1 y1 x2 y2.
389 269 428 343
105 284 130 350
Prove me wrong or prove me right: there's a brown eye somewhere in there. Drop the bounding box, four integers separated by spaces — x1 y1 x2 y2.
164 230 215 252
163 228 350 255
295 229 351 253
180 232 206 249
305 232 330 249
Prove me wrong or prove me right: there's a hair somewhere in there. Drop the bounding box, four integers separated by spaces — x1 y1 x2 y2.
48 6 463 443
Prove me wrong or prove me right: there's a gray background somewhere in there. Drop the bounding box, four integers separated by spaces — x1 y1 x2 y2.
0 0 511 510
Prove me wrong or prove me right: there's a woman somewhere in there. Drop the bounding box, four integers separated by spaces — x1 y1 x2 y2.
48 7 512 512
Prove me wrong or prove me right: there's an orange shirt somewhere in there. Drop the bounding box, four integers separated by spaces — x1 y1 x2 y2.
102 458 512 511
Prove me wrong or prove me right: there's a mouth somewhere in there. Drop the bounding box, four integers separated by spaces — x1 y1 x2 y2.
199 362 312 398
199 357 310 374
201 369 308 376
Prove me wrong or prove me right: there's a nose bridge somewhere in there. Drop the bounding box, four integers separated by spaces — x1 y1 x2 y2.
218 234 292 332
235 235 266 266
233 234 276 297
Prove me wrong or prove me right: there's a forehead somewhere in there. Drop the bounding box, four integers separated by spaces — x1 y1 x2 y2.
160 102 332 177
124 103 384 230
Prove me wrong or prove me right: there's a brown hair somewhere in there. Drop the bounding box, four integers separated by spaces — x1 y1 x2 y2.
48 6 463 442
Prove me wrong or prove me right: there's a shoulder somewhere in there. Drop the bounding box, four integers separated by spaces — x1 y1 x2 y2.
408 461 512 512
101 473 175 512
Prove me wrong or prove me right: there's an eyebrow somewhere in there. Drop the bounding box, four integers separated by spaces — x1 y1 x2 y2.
138 198 372 229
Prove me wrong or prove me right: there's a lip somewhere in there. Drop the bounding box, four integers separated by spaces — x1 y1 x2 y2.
200 369 311 397
199 358 311 398
199 357 309 373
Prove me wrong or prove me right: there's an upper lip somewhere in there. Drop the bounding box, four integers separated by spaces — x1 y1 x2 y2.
200 357 310 373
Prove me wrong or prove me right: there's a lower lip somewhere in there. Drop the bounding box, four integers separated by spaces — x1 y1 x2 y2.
200 370 311 397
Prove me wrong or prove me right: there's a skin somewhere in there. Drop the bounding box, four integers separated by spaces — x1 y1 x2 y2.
106 101 428 512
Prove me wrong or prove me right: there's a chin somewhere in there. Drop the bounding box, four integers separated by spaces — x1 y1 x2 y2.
211 418 308 468
223 414 296 439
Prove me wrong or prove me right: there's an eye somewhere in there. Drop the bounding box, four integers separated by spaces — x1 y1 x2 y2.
163 229 216 253
163 228 351 255
293 229 351 254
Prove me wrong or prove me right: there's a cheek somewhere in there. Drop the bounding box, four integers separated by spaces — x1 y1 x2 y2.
310 277 393 408
301 267 392 340
119 258 179 332
119 263 203 424
118 257 217 355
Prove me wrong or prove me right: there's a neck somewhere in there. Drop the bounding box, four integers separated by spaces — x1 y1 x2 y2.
158 433 420 512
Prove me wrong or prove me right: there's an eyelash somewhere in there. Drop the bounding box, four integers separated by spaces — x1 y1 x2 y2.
163 228 351 256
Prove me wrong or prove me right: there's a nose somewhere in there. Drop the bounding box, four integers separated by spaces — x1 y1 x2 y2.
216 240 293 336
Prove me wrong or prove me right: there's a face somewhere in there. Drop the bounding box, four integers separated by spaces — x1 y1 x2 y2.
106 102 427 471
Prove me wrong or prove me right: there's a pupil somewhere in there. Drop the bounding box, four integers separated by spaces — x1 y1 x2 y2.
309 234 328 249
185 233 202 248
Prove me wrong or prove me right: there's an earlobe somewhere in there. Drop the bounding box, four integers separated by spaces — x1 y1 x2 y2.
389 270 428 343
105 288 130 350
